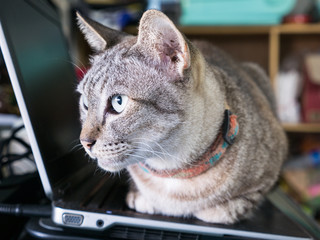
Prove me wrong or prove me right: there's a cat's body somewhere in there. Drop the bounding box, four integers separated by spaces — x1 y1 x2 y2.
77 10 287 224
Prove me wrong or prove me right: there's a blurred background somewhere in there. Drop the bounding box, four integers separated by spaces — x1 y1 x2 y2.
1 0 320 234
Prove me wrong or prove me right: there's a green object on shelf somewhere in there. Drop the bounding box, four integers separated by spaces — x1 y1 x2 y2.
180 0 296 25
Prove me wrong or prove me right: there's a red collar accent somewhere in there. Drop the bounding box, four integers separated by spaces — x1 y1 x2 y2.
138 111 239 179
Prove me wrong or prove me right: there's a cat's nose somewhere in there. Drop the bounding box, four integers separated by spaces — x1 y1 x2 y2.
80 138 96 151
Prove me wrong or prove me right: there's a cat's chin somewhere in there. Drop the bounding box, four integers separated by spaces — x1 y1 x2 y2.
85 150 130 172
96 159 130 172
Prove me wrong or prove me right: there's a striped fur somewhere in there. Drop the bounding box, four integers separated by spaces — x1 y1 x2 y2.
77 10 287 224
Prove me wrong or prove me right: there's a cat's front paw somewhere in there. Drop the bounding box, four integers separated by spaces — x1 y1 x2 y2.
195 195 258 224
126 191 155 214
195 207 237 224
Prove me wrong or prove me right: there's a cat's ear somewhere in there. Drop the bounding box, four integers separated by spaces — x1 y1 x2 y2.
76 12 128 52
137 10 190 75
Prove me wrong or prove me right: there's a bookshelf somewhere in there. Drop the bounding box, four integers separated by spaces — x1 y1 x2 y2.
180 24 320 133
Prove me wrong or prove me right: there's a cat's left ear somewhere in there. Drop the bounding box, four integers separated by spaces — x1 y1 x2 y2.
137 10 190 76
76 12 128 52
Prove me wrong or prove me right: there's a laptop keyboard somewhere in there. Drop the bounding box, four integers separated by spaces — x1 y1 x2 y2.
56 171 129 212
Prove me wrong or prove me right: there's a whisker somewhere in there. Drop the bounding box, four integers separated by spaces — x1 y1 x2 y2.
124 152 146 161
132 137 198 168
68 138 82 151
132 138 168 156
70 143 83 152
132 138 188 165
72 56 87 70
71 61 85 75
132 141 167 164
124 152 172 176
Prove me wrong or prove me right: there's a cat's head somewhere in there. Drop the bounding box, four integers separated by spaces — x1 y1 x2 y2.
76 10 224 172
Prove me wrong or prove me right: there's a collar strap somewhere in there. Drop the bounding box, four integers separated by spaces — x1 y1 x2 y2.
138 110 239 179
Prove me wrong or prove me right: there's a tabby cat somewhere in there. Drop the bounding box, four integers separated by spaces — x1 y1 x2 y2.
76 10 287 224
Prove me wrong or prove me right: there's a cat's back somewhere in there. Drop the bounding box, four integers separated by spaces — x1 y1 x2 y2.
193 41 276 114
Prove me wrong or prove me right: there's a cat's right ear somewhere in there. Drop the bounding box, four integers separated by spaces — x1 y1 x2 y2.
76 12 128 52
136 10 190 77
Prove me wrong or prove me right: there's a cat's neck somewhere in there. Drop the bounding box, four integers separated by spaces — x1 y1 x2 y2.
138 110 238 178
144 52 227 171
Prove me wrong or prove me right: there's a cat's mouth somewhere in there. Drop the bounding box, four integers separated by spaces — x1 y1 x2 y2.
80 139 136 171
83 140 165 172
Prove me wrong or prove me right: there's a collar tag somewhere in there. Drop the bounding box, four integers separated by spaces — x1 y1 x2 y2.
222 110 234 145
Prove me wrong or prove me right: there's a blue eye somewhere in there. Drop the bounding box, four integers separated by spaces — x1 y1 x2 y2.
111 95 128 113
116 96 122 105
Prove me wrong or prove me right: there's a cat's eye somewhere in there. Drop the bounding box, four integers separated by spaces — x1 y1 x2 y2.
82 95 88 110
111 95 128 113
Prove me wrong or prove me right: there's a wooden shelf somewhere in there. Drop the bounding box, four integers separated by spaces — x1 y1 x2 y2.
126 24 320 35
178 26 271 35
283 123 320 133
276 24 320 34
177 23 320 35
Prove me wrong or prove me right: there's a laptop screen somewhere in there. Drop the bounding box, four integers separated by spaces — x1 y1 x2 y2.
0 0 88 198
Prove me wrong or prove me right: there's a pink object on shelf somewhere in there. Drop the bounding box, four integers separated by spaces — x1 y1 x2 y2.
308 184 320 197
302 54 320 123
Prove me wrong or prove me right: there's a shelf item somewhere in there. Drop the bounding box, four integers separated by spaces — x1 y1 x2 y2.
180 0 296 26
283 123 320 133
302 54 320 123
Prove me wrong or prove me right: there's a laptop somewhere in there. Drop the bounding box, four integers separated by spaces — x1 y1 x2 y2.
0 0 317 239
